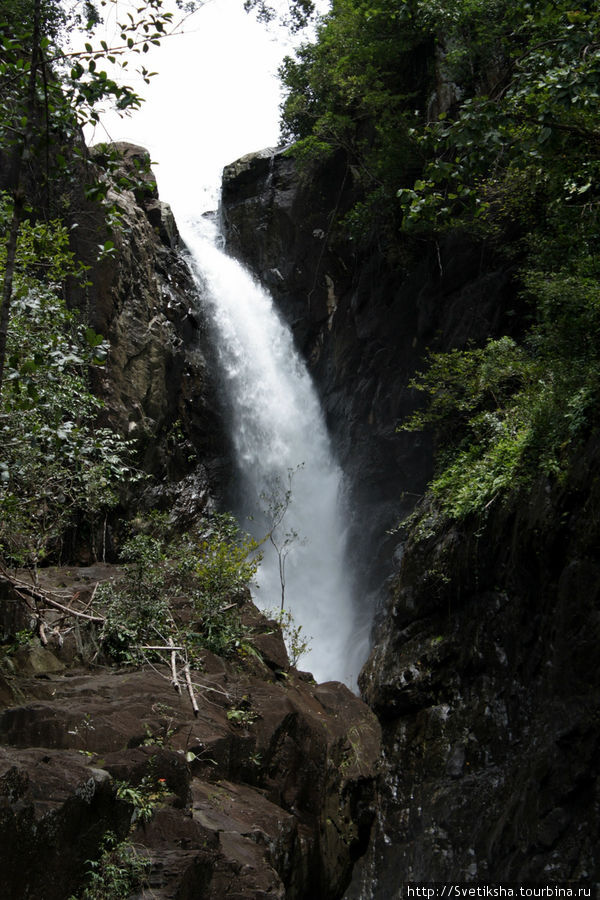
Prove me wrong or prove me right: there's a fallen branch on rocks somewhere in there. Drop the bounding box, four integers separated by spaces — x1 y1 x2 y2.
141 645 186 653
0 570 105 623
0 568 204 717
28 589 105 623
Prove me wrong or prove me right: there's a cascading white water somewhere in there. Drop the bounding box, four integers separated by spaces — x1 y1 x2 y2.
181 213 365 687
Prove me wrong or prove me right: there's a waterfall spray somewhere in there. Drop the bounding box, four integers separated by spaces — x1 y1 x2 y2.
181 214 365 687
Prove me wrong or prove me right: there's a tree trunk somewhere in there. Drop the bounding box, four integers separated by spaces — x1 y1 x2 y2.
0 0 42 396
0 200 22 392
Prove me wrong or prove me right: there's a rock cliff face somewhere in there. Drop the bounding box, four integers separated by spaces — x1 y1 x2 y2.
220 148 599 893
348 437 600 892
69 143 227 531
221 148 515 581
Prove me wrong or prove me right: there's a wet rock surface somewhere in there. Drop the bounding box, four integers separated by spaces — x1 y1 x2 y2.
0 571 380 899
347 438 600 894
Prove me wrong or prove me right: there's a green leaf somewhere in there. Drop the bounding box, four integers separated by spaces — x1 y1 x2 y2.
85 327 104 348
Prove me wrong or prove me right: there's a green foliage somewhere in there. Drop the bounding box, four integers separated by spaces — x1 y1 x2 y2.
402 336 534 517
2 628 35 656
404 336 534 439
187 513 261 657
244 0 315 31
0 204 138 567
115 775 168 824
70 832 150 900
98 514 261 664
0 0 192 137
99 533 173 663
0 199 89 292
226 698 259 728
194 513 260 608
273 607 311 667
394 0 600 234
279 0 427 244
403 259 600 519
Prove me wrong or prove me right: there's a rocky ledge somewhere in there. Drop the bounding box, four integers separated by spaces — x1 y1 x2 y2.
0 570 380 899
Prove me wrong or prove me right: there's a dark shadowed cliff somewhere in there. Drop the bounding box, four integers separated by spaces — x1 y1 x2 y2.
220 147 600 893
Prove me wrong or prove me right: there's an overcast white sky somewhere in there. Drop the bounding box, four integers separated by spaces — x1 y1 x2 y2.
85 0 301 217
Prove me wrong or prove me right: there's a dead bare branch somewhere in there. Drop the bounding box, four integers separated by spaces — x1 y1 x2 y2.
184 664 199 717
168 637 181 694
0 570 106 623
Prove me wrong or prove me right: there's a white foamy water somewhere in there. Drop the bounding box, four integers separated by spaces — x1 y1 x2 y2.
181 214 364 687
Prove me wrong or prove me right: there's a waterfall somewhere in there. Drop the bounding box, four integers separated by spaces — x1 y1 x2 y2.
181 214 365 688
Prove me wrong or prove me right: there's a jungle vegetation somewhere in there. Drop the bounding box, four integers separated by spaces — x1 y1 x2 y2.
280 0 600 522
0 0 264 671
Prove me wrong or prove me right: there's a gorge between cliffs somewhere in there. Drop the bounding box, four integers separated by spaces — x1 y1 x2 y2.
2 0 600 894
0 136 598 900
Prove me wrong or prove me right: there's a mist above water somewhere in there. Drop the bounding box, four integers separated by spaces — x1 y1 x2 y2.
181 214 366 687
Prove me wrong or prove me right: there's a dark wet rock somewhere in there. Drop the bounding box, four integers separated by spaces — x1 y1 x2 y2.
239 603 290 674
131 806 219 899
347 439 600 893
0 570 380 899
0 746 123 900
